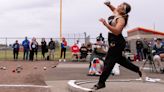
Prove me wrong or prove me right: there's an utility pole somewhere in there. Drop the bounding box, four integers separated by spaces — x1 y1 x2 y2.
60 0 63 41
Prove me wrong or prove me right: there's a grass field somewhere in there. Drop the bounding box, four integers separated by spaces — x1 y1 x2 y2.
0 48 72 61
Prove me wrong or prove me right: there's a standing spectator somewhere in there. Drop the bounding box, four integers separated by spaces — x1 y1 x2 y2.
142 38 149 61
13 40 20 60
76 40 82 49
48 38 56 60
59 37 67 62
41 38 48 60
97 33 105 43
124 41 131 52
22 37 30 60
29 37 38 61
136 39 143 61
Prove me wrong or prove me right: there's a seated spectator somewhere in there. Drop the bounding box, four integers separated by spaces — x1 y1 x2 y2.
80 44 88 59
96 33 105 43
71 43 80 60
152 38 164 73
160 53 164 59
94 38 107 56
87 43 93 55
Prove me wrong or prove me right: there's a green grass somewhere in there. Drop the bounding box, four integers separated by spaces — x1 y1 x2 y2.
0 48 72 61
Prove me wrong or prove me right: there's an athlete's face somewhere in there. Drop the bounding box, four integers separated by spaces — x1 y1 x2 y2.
116 3 126 15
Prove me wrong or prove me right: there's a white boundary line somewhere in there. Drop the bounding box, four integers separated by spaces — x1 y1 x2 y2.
0 84 51 88
68 78 163 92
142 67 154 70
68 80 93 91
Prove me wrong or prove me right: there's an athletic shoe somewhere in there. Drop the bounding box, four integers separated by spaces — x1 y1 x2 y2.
138 70 142 77
138 67 148 82
92 83 106 90
160 68 164 73
135 77 142 81
59 59 62 62
145 77 156 82
142 59 146 62
63 59 66 62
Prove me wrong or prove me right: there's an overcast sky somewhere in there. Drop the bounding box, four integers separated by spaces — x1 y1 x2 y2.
0 0 163 38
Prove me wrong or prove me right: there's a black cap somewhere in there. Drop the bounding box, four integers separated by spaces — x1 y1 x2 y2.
157 38 162 41
96 38 100 41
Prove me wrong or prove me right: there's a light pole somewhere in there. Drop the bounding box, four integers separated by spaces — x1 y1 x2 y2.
60 0 62 40
153 22 156 31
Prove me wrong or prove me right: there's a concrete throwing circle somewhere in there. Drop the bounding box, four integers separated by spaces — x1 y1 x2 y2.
68 79 164 92
0 84 51 92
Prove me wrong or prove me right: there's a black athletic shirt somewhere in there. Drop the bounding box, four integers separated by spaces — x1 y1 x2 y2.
107 15 126 50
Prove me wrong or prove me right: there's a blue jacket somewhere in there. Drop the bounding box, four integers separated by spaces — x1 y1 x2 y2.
153 44 164 55
22 40 30 50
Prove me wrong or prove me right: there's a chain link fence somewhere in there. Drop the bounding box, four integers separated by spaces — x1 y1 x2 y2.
0 37 107 61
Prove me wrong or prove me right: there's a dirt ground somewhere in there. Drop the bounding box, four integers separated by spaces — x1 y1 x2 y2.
45 62 164 92
0 61 164 92
0 61 58 92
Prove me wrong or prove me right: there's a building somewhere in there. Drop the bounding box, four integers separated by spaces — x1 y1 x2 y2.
127 27 164 53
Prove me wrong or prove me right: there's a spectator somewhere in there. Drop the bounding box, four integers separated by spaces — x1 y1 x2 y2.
59 37 67 62
94 38 107 56
80 44 88 59
76 40 82 49
95 38 104 46
162 40 164 45
29 37 38 61
48 38 56 60
124 41 131 52
71 43 80 61
136 38 143 61
87 43 93 55
152 38 164 73
13 40 20 60
96 33 105 43
41 38 48 60
142 38 150 61
22 37 30 60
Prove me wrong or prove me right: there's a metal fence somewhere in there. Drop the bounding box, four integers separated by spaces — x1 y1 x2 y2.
0 37 106 61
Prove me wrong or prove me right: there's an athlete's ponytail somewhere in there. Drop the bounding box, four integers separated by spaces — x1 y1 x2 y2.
123 2 131 27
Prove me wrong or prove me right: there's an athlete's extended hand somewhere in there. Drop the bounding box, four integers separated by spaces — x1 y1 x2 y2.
104 1 110 6
99 18 107 25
